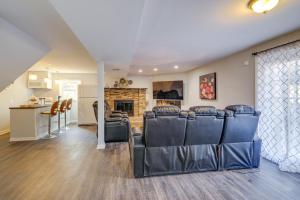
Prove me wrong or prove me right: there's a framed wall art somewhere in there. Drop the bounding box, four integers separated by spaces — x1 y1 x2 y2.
199 72 216 100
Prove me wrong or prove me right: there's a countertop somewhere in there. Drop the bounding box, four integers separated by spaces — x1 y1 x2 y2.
9 105 51 109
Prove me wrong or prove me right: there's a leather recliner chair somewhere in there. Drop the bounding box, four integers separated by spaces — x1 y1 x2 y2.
93 101 130 143
132 106 188 177
219 105 262 170
185 106 225 172
132 105 225 177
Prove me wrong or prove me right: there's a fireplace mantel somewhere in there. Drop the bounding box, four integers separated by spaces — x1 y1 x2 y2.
105 88 147 91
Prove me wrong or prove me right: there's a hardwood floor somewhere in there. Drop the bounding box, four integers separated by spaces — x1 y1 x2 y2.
0 125 299 200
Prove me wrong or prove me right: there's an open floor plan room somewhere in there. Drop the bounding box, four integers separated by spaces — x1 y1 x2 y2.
0 0 300 199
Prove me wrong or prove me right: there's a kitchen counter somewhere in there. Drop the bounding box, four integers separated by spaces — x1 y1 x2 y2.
9 104 50 109
9 105 59 141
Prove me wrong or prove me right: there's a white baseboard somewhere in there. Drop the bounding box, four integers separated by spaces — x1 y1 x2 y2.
10 137 37 142
0 129 9 135
96 144 106 150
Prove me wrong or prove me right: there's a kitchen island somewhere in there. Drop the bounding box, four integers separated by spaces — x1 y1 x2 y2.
9 105 58 141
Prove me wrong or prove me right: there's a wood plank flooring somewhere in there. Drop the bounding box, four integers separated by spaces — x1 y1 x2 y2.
0 125 299 200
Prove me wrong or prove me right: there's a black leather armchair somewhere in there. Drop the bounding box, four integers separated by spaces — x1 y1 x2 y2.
93 101 130 143
219 105 261 170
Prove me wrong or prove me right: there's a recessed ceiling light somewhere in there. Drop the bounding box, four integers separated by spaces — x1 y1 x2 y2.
138 69 143 73
248 0 279 13
174 65 179 69
153 68 158 72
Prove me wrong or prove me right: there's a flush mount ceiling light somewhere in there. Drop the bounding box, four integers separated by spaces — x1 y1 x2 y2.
138 69 143 73
248 0 279 13
153 68 158 72
174 65 179 69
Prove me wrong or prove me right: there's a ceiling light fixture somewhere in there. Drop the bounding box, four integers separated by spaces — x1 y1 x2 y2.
174 65 179 69
29 74 38 81
138 69 143 73
153 68 158 72
248 0 279 13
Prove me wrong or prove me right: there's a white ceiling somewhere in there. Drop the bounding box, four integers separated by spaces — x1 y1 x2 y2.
1 0 300 76
0 0 96 73
130 0 300 74
49 0 300 75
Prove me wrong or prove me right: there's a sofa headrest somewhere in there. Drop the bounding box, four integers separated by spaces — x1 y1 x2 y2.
152 105 180 116
144 111 155 119
189 106 216 115
189 106 224 118
225 105 255 114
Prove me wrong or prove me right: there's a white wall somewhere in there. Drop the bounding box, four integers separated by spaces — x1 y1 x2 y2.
187 29 300 109
0 17 49 92
187 50 255 109
0 72 33 134
0 17 48 134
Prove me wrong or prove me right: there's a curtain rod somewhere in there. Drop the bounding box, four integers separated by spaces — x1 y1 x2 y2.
252 39 300 56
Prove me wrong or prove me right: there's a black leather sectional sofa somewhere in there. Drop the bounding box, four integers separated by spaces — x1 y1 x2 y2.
93 101 130 142
132 105 261 178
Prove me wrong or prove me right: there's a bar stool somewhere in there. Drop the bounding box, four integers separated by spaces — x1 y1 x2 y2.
57 99 68 133
41 101 59 139
65 98 73 130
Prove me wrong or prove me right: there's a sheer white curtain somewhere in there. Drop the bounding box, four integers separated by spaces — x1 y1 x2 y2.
256 41 300 173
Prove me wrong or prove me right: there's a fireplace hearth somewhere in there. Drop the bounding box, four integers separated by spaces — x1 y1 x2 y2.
114 100 134 116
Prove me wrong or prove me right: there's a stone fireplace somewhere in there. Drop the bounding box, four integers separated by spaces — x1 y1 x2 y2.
104 88 147 117
114 100 134 116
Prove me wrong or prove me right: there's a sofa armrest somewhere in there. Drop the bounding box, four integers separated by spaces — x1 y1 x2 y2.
109 113 123 118
112 110 122 114
132 135 145 178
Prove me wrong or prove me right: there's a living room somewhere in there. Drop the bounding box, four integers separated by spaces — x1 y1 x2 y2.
0 0 300 199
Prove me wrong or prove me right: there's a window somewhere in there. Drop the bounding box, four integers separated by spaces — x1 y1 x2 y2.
256 41 300 173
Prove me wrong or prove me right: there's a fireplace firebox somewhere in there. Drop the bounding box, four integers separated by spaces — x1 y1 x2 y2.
114 100 134 116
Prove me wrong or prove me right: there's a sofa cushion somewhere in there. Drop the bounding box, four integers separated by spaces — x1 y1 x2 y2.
145 117 187 147
185 111 224 145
